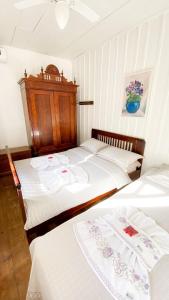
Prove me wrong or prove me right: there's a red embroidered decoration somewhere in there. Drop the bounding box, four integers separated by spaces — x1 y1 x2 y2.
123 226 138 237
62 169 68 173
48 156 54 159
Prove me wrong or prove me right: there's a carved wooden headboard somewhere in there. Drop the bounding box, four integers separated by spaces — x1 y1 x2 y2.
92 128 145 156
92 128 145 180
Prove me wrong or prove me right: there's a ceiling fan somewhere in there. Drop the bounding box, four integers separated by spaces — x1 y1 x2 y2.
14 0 100 30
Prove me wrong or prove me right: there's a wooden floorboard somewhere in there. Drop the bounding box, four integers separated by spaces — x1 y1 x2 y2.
0 175 31 300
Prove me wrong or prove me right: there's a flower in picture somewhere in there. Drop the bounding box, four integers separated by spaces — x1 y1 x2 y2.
125 80 144 113
122 70 151 117
126 80 143 101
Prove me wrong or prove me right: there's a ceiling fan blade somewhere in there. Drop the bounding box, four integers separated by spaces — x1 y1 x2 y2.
71 0 100 23
14 0 49 10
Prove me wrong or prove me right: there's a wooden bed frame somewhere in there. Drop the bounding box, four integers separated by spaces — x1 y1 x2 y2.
7 129 145 243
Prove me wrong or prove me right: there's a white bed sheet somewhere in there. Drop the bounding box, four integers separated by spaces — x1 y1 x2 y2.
14 147 131 230
27 172 169 300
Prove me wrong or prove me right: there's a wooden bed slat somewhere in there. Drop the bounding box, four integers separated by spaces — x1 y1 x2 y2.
92 128 144 155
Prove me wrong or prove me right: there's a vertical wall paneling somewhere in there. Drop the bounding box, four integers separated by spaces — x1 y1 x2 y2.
144 14 166 166
73 13 169 170
149 13 169 162
103 40 111 130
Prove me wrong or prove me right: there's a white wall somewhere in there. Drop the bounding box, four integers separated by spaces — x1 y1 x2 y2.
73 12 169 171
0 46 72 148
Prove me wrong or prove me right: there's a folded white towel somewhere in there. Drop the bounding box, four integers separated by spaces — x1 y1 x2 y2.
104 207 169 270
74 207 169 300
38 165 88 192
30 154 69 170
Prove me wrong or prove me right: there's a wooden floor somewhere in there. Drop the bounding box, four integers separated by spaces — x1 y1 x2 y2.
0 175 31 300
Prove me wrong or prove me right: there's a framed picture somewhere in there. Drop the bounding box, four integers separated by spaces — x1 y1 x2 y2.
122 69 151 117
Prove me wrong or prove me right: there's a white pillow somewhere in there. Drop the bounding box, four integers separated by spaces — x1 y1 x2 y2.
97 145 143 171
127 161 141 174
80 138 108 153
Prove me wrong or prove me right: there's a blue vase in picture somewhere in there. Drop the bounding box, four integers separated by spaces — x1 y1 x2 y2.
126 101 140 113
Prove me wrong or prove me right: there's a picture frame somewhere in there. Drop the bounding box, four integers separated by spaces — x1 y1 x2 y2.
122 69 151 117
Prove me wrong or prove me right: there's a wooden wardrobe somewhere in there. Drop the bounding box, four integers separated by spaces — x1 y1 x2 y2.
19 65 78 156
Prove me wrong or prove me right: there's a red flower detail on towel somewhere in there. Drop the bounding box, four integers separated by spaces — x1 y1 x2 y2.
123 226 138 237
62 169 68 173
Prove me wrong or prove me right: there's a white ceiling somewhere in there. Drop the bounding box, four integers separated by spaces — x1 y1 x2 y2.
1 0 169 59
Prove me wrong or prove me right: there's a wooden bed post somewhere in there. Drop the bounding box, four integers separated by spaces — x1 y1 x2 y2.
6 146 26 224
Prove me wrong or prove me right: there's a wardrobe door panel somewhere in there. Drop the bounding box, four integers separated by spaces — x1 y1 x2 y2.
54 92 76 148
29 90 55 152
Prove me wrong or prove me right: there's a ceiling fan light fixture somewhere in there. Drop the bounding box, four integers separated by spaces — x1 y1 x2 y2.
55 0 69 30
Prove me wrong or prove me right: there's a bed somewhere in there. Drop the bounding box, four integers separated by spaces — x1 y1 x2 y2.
26 166 169 300
8 129 145 242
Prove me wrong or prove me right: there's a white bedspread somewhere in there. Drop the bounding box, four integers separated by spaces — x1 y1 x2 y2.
14 147 131 230
27 169 169 300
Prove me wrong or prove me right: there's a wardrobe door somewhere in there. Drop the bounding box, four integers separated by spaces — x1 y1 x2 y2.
29 89 57 154
53 92 77 150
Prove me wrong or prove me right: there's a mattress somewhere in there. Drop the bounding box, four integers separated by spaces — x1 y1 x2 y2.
27 169 169 300
14 147 131 230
